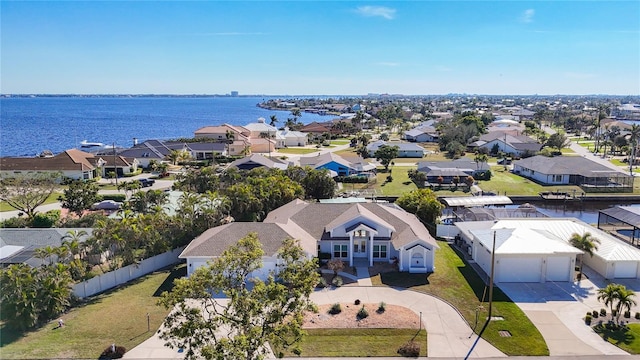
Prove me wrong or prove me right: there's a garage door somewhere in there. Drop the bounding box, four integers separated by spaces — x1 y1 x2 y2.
498 257 542 282
614 262 638 279
545 257 571 282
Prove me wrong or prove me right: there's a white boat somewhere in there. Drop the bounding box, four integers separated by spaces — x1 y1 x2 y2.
80 140 104 148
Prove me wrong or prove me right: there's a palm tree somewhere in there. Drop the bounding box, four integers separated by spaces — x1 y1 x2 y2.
225 130 236 156
474 153 488 171
62 230 88 260
615 287 637 324
598 283 623 320
629 124 640 175
167 150 181 165
569 232 600 281
269 115 278 127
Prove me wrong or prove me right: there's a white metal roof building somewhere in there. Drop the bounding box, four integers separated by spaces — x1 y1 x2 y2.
454 218 640 283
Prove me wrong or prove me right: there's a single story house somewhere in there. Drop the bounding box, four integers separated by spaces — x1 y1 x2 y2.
297 152 376 177
417 158 489 184
598 206 640 246
119 140 225 167
513 155 633 191
403 127 439 143
454 218 640 282
180 200 439 279
228 154 291 171
0 228 94 267
472 131 541 156
276 128 308 147
367 140 426 158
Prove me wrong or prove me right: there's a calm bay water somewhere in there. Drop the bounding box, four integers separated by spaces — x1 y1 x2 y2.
0 96 332 157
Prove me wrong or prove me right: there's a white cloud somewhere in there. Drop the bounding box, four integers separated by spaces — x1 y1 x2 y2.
355 6 396 20
520 9 535 23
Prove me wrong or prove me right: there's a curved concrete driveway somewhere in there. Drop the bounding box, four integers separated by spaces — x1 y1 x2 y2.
312 287 506 358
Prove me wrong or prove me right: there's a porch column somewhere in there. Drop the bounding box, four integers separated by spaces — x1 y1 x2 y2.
369 234 374 267
348 234 353 267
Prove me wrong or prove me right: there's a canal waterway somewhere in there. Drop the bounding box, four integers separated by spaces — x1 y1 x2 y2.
508 201 640 225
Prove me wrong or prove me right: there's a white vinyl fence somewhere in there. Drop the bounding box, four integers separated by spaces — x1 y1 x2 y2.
73 247 185 299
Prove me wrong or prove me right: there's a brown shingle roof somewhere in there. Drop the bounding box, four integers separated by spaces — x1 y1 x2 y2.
0 149 97 171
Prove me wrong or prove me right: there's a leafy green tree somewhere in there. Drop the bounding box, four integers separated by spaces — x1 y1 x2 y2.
60 179 100 217
0 172 60 220
379 132 390 141
159 234 318 360
374 145 399 171
300 168 336 200
545 133 570 151
175 167 220 193
395 189 444 225
569 232 600 280
31 209 61 228
629 124 640 175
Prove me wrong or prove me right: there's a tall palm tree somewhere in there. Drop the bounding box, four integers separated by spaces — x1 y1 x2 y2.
629 124 640 175
474 153 488 171
615 287 637 324
269 115 278 127
569 232 600 281
62 229 88 260
225 130 235 156
598 283 623 320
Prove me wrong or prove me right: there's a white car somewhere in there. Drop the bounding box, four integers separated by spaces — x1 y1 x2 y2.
91 200 122 210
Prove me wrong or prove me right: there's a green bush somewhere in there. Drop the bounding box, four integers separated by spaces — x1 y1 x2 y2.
101 194 126 202
378 302 386 313
357 305 369 319
31 210 61 228
316 277 328 288
123 169 143 177
331 275 343 287
329 303 342 315
592 310 598 318
0 216 30 228
585 314 592 325
600 308 607 317
397 340 420 357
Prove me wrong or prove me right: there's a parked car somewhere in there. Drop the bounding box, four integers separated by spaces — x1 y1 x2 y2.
138 178 156 187
91 200 122 210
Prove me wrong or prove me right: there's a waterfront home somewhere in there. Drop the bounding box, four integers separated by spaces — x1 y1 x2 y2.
119 140 226 167
453 218 640 282
416 158 489 185
0 149 128 181
366 140 426 158
296 152 376 177
598 206 640 246
194 124 252 156
513 155 633 192
277 128 308 147
180 200 438 279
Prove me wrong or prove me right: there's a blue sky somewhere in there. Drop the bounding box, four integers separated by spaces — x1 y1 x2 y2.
1 1 638 95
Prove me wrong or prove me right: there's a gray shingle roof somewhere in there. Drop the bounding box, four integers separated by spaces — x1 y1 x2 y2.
514 155 629 177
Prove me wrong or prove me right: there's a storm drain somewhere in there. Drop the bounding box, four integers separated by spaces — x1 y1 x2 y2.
498 330 512 337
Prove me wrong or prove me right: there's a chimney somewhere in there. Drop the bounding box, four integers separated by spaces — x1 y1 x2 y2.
133 138 138 146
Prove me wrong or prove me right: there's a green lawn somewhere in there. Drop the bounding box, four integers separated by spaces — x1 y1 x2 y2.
594 323 640 354
330 139 351 145
0 192 62 212
479 166 582 196
276 328 427 357
0 265 183 359
276 147 320 155
370 241 548 356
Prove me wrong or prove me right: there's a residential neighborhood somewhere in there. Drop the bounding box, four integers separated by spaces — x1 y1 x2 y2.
2 95 640 359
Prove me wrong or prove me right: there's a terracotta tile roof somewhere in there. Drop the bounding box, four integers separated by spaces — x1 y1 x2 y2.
0 149 97 171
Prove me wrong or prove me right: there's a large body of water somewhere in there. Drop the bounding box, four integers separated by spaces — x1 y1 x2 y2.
0 96 332 157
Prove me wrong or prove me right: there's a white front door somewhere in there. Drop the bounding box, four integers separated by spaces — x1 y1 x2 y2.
353 239 367 258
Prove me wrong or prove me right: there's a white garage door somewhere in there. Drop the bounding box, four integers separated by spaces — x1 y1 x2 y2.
614 262 638 279
545 256 571 282
498 257 542 283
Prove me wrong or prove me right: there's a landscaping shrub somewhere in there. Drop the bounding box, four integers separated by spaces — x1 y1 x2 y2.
585 314 592 325
329 303 342 315
331 275 343 287
378 302 386 313
31 210 61 228
397 340 420 357
625 311 631 318
600 308 607 317
99 344 126 359
635 312 640 320
101 194 126 202
316 277 328 289
354 299 361 305
592 310 598 318
357 305 369 319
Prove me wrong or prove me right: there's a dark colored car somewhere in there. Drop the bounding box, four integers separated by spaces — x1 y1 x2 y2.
138 178 156 187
